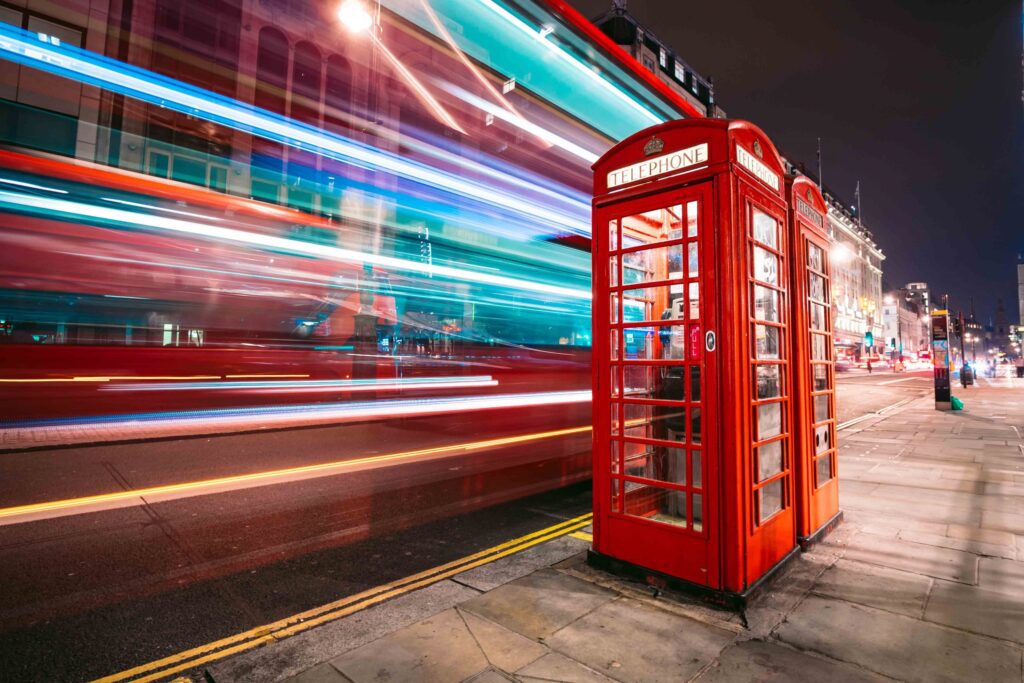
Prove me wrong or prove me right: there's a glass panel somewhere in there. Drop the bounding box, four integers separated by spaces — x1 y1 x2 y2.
689 365 701 402
816 455 833 486
752 208 778 248
757 440 784 481
610 330 619 360
624 484 687 527
622 286 672 323
610 365 620 396
810 302 827 330
753 246 778 285
623 365 656 395
688 282 700 319
687 200 698 237
609 256 618 287
814 394 831 422
815 424 832 455
759 479 784 522
811 333 828 360
622 245 683 286
621 206 683 245
756 365 782 399
611 402 620 434
809 273 826 301
692 493 703 531
690 407 701 444
611 478 621 513
757 402 783 440
692 450 702 488
623 327 656 359
624 445 686 485
813 364 829 391
753 285 780 322
660 364 686 402
807 242 823 271
687 242 698 277
656 324 686 360
610 294 619 324
609 219 618 251
754 324 780 359
611 440 621 473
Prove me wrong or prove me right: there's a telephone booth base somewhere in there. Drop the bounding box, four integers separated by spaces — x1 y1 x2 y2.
797 510 843 550
586 547 800 612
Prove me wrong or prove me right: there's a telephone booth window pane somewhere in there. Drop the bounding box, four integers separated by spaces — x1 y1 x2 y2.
814 394 830 422
625 402 654 429
690 407 702 444
688 282 700 319
754 286 780 322
609 256 619 287
623 286 673 323
689 365 701 401
624 484 687 527
611 440 621 473
754 324 780 359
813 364 828 390
611 402 621 434
811 333 828 360
610 331 619 360
623 246 682 286
757 440 784 481
687 242 699 277
609 220 618 251
808 242 824 271
756 365 782 398
692 450 702 488
816 455 833 486
815 424 831 455
753 247 778 285
611 478 621 512
759 479 784 521
625 445 686 486
622 207 683 245
810 302 827 330
610 295 619 323
752 209 778 248
623 327 663 359
624 365 654 395
757 402 782 440
809 273 826 301
692 493 703 531
686 201 698 237
610 365 620 396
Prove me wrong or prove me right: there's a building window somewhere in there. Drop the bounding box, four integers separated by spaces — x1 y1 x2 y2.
674 62 686 83
643 56 655 72
659 47 667 69
290 41 323 126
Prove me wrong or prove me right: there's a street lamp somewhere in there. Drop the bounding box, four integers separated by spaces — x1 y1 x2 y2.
337 0 374 32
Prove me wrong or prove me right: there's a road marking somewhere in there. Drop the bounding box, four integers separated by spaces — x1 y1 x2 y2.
92 512 594 683
878 376 920 386
569 531 593 542
0 425 592 526
837 397 917 431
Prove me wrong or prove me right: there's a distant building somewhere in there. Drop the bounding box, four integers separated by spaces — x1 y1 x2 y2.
882 285 929 359
1017 253 1024 324
591 2 722 117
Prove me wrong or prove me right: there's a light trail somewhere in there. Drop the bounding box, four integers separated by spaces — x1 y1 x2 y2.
0 424 593 526
0 23 590 235
101 376 498 392
0 190 591 300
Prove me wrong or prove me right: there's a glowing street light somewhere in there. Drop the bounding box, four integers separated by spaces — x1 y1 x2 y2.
831 242 853 264
337 0 374 33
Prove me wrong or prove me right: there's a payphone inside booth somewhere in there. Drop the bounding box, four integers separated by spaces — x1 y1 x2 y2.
785 175 842 547
590 119 798 605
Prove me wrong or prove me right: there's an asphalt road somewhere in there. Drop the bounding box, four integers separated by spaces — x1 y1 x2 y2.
0 373 933 682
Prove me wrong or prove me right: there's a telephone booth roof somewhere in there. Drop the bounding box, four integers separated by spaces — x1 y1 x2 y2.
593 118 787 199
786 174 830 240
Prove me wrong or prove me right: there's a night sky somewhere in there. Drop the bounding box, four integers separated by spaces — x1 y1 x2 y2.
569 0 1023 324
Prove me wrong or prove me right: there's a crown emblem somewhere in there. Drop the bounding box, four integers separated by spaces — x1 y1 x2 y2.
643 137 664 156
752 140 763 158
805 187 813 200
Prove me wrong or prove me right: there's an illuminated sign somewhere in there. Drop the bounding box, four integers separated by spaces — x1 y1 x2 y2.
735 144 780 191
796 197 824 228
607 143 708 189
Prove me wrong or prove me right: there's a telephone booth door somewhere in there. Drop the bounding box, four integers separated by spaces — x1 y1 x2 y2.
591 118 798 600
595 184 718 586
786 176 840 544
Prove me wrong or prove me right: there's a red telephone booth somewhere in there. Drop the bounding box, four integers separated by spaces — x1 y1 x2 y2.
589 119 797 604
785 175 841 546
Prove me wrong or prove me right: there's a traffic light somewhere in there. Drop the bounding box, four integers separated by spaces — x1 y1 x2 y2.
864 331 874 347
952 317 963 336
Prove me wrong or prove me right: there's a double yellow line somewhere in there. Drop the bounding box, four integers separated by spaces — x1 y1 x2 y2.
93 512 593 683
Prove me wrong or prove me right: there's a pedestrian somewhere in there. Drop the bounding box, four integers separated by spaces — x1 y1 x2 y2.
867 357 872 374
1015 355 1024 379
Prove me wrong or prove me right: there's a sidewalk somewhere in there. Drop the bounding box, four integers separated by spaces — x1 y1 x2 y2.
206 385 1024 683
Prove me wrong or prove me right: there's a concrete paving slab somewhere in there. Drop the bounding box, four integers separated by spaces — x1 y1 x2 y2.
460 568 616 641
982 510 1024 534
946 523 1018 546
842 532 979 584
978 556 1024 594
777 595 1022 683
897 528 1017 560
545 597 734 683
923 580 1024 644
812 559 931 618
288 662 348 683
515 652 618 683
214 580 481 683
460 608 548 672
454 536 586 592
466 668 516 683
694 639 889 683
331 608 489 683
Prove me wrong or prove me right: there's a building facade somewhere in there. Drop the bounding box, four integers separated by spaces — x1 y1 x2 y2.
882 286 929 360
